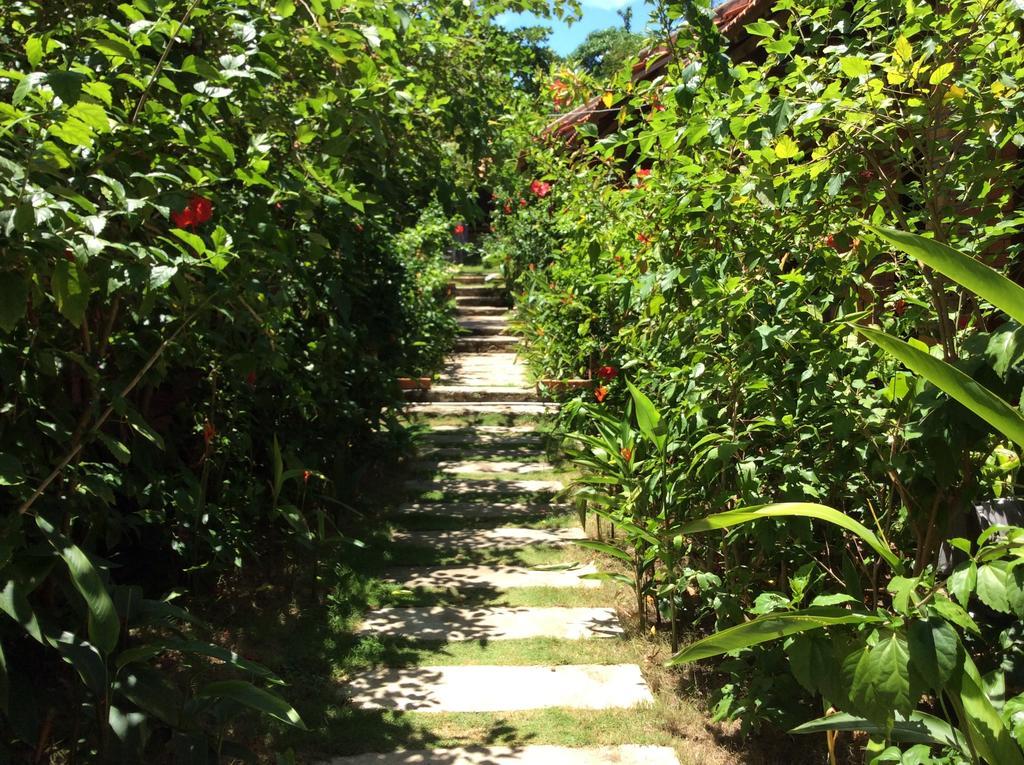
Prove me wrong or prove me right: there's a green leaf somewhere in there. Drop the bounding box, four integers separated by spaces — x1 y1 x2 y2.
625 379 666 452
868 226 1024 325
775 135 799 159
196 680 306 729
840 57 873 78
668 607 883 665
745 20 775 37
976 562 1013 613
36 517 120 655
792 711 969 753
907 617 958 692
929 62 955 85
856 325 1024 448
946 652 1024 765
674 502 903 572
947 560 977 605
24 37 42 68
574 539 633 564
52 260 90 327
0 453 25 486
850 631 916 721
275 0 296 16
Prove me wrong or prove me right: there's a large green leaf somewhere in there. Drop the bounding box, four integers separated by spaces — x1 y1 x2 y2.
791 710 969 752
869 226 1024 325
674 502 903 572
625 380 666 453
849 631 917 722
946 651 1024 765
574 539 633 564
668 607 884 665
857 325 1024 448
197 680 306 729
36 517 120 655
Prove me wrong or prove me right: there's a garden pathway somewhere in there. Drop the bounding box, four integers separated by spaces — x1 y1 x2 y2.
328 273 680 764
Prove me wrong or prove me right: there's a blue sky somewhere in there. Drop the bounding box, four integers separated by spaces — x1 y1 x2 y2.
495 0 655 57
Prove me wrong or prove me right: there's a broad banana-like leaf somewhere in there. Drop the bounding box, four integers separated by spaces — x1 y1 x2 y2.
791 710 968 753
869 226 1024 325
946 650 1024 765
857 325 1024 449
668 607 884 665
37 517 120 655
197 680 306 729
674 502 902 572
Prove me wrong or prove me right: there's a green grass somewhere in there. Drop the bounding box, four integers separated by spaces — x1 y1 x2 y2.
343 635 634 670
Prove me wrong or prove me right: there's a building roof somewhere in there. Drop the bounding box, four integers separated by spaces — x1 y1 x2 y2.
542 0 773 143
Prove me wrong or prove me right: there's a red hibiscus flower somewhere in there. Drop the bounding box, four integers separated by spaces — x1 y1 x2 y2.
594 385 608 403
530 180 552 198
636 168 651 178
504 204 512 214
172 196 213 230
171 206 196 229
519 198 527 207
824 234 838 250
637 233 652 245
596 365 617 380
620 447 633 461
454 224 465 235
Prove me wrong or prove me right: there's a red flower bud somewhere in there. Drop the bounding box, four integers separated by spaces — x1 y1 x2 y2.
596 365 618 380
620 447 632 461
594 385 609 403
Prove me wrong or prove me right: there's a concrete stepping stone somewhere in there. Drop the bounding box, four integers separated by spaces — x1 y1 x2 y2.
383 563 600 590
320 746 680 765
424 386 536 403
405 478 563 495
405 402 558 417
389 501 564 520
455 295 507 307
342 664 653 712
411 460 555 476
456 305 510 316
455 336 520 352
355 606 623 641
390 526 585 549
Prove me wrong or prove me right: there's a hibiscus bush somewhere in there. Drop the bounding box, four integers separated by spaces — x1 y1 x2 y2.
489 0 1024 757
0 0 564 759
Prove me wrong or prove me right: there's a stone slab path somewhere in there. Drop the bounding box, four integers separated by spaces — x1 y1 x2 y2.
354 606 623 641
343 664 653 712
321 745 679 765
332 271 678 765
390 527 586 549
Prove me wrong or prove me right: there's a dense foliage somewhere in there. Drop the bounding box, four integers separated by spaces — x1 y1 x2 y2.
487 0 1024 760
0 0 564 759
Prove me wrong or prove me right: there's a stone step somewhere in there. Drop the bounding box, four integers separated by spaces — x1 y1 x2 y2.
383 563 600 590
459 319 512 336
389 501 564 520
455 295 508 308
405 478 563 496
419 425 542 445
452 273 487 284
455 336 520 352
423 386 536 403
319 745 679 765
457 305 511 316
416 445 544 460
355 605 622 641
390 526 585 549
405 402 557 417
341 664 653 712
455 283 505 295
411 459 554 476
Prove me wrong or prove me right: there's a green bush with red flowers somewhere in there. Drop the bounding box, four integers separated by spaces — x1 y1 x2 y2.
0 0 565 758
487 0 1024 756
